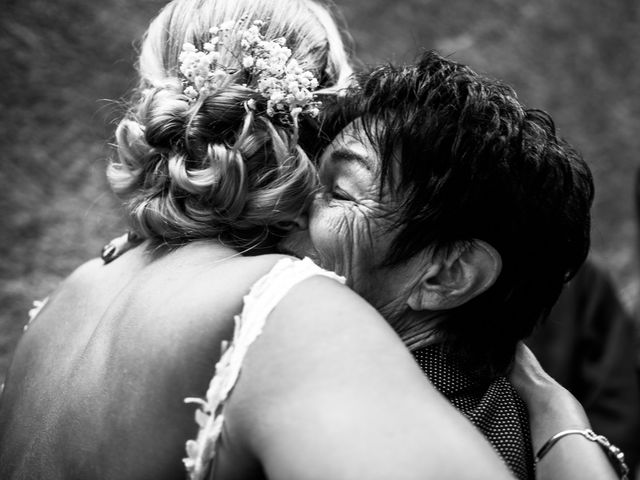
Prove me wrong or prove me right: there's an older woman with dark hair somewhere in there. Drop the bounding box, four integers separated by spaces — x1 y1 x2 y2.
282 51 627 480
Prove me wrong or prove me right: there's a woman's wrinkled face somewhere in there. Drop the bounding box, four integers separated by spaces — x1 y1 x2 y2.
281 120 410 314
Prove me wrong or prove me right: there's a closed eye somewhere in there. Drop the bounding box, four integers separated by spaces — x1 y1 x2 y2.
329 187 353 202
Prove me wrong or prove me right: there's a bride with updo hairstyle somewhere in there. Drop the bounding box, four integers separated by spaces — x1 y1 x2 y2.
0 1 523 479
108 0 352 251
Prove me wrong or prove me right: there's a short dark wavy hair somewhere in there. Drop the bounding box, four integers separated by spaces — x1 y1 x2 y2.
327 51 594 373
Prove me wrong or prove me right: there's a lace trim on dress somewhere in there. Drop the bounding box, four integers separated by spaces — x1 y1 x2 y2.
182 257 345 480
3 298 50 395
25 297 49 331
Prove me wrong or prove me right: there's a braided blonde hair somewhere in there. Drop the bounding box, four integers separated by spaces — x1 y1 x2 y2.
108 0 352 249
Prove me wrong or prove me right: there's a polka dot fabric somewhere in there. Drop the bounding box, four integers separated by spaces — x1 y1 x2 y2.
413 346 534 480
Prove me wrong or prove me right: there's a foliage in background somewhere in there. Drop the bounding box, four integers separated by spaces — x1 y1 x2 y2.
1 0 639 384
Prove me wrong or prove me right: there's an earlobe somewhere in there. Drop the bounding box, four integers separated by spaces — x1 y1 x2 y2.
407 240 502 311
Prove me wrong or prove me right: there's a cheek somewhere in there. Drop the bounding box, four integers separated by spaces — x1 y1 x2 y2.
308 200 359 274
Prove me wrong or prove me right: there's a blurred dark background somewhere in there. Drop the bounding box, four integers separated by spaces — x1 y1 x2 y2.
1 0 640 388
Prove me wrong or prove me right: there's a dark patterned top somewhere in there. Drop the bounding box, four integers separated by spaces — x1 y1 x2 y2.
413 346 534 480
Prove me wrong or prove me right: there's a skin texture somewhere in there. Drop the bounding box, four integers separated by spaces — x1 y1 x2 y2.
281 122 432 329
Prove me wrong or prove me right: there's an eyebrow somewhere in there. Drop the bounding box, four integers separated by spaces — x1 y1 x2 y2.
330 148 373 172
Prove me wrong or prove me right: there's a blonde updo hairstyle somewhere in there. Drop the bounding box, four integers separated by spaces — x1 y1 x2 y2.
108 0 352 250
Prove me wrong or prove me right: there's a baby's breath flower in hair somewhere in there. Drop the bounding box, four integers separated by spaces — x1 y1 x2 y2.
178 18 321 124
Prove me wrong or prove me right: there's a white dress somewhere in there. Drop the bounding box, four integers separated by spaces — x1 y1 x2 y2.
182 257 345 480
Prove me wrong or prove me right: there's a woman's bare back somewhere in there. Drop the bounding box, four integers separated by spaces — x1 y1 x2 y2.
0 242 282 480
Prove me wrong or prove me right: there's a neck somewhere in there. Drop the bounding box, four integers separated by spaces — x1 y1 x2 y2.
385 307 448 351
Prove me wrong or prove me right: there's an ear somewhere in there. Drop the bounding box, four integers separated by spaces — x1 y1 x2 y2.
407 240 502 311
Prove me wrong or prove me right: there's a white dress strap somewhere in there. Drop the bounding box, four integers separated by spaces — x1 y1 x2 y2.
183 257 345 479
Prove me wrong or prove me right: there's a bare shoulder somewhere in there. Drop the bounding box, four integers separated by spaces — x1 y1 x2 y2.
63 245 290 311
25 247 294 354
272 274 391 347
68 257 105 278
234 274 411 400
51 257 105 291
223 275 515 479
149 250 293 306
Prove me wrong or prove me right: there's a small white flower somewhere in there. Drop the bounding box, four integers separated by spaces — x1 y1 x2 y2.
270 90 285 102
184 86 198 100
242 56 254 68
178 18 322 119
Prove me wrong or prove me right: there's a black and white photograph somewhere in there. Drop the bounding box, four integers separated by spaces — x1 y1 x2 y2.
1 0 639 478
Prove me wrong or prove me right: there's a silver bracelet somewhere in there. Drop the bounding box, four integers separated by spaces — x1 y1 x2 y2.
535 428 629 480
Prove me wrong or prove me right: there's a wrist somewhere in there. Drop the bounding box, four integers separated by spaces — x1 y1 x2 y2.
526 382 590 453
